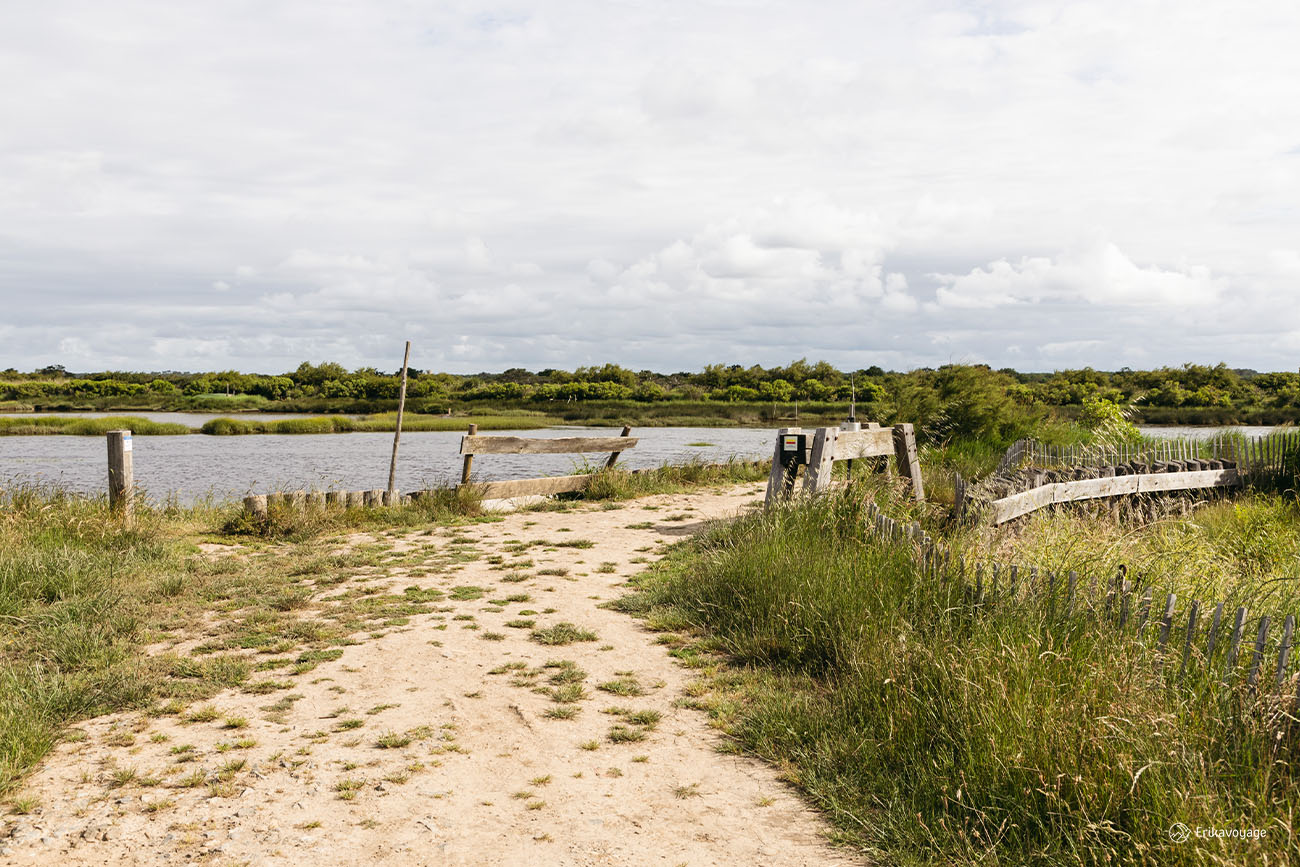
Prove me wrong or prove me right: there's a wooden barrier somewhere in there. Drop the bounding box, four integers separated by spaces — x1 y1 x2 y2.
458 426 638 499
987 464 1242 524
766 423 921 505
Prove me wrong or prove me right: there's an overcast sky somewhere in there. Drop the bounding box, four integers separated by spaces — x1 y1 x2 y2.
3 1 1299 375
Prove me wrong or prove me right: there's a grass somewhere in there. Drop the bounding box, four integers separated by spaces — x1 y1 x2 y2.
199 413 553 435
0 415 191 436
614 483 1300 865
530 623 599 646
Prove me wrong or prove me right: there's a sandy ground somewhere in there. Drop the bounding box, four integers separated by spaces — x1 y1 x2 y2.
3 484 861 866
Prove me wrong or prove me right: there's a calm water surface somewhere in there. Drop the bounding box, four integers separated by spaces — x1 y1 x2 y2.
0 423 774 503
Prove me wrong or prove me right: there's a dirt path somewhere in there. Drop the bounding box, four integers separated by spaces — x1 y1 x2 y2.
4 484 859 866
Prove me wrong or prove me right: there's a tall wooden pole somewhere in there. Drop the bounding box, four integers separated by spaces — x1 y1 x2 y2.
107 429 134 525
387 340 411 500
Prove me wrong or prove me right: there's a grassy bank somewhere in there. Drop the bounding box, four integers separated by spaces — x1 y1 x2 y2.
615 486 1300 865
199 412 552 435
0 416 192 436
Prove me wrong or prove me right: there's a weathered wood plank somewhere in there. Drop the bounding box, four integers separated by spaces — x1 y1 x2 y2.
472 474 592 499
831 427 894 460
801 427 839 495
765 427 801 506
1137 468 1240 493
991 485 1058 523
461 435 640 456
892 424 925 501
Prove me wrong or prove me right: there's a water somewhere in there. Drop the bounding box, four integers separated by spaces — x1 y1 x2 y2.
1 410 341 426
0 424 774 504
1138 425 1280 440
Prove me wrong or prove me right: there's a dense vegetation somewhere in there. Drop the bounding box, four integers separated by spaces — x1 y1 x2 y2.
618 483 1300 865
4 360 1300 429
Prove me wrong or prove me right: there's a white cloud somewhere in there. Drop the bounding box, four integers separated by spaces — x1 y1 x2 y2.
1 1 1299 372
933 243 1225 310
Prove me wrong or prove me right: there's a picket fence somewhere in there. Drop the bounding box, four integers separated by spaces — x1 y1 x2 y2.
865 501 1300 706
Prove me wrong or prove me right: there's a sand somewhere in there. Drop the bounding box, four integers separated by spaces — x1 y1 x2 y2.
2 484 861 866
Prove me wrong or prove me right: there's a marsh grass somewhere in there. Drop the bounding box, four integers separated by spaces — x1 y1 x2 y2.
616 484 1300 865
0 416 191 436
199 413 550 435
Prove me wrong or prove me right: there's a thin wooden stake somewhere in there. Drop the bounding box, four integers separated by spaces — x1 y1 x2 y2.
1179 601 1200 682
1277 615 1295 691
387 340 411 498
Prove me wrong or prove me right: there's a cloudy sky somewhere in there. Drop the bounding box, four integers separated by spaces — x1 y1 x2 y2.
3 1 1299 374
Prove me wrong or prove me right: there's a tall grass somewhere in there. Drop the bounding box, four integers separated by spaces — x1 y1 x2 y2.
0 486 192 793
199 413 552 435
0 416 191 436
619 486 1300 864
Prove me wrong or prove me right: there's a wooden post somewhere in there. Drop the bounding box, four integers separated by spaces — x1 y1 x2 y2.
764 428 801 506
461 423 478 485
244 494 268 521
605 426 633 469
800 427 839 495
106 430 134 524
387 340 411 498
891 423 924 501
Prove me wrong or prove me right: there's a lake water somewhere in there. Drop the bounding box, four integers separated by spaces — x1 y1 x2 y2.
0 423 775 504
1137 425 1280 440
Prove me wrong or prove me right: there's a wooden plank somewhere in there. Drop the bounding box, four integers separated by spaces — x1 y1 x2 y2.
1178 600 1199 681
765 428 801 506
991 485 1057 524
461 435 640 455
605 426 633 469
1052 476 1138 502
892 423 925 501
1223 606 1248 685
1247 616 1271 689
472 474 592 499
801 427 839 495
460 423 478 484
1276 615 1294 691
1136 468 1240 493
831 427 895 460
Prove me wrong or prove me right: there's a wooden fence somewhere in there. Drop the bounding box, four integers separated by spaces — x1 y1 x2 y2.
458 424 637 498
865 501 1300 705
999 430 1299 478
765 423 923 505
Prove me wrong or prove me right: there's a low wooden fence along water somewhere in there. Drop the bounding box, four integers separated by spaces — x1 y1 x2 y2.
457 424 637 498
866 502 1300 706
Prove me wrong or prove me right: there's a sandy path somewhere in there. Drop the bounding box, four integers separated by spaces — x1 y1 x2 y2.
3 484 860 866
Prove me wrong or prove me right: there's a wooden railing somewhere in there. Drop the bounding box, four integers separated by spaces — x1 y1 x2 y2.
764 423 923 505
458 424 637 499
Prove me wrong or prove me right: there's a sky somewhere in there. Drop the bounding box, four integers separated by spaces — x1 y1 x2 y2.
2 0 1299 375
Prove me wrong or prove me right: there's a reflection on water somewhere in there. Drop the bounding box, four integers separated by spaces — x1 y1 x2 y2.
0 426 775 504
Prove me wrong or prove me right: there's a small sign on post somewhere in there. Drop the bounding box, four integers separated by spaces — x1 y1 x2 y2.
107 429 134 525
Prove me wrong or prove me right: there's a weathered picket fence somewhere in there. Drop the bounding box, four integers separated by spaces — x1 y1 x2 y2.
866 501 1300 704
999 430 1299 478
